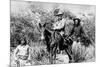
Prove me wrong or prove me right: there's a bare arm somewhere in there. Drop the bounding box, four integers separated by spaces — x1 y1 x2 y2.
27 46 31 61
13 46 19 60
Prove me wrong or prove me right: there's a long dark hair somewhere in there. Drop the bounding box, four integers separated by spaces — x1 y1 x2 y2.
20 38 27 45
73 18 81 26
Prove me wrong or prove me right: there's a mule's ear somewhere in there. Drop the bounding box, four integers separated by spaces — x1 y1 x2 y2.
43 23 46 27
39 23 42 28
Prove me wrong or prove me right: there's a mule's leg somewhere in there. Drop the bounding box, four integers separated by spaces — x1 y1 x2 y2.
50 43 57 64
53 44 58 64
49 45 54 64
65 48 73 63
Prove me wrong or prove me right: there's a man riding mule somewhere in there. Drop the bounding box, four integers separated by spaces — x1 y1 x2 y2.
53 9 74 62
38 9 74 63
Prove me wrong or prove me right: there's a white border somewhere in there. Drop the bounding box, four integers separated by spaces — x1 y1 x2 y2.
0 0 99 67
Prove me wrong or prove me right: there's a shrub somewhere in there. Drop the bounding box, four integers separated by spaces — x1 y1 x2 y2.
72 41 95 62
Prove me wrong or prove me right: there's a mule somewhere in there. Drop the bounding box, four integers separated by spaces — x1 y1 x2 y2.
38 23 56 63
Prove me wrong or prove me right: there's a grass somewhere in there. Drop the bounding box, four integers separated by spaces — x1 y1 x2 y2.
72 41 95 63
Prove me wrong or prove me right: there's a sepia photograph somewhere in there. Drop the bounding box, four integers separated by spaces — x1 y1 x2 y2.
10 0 95 67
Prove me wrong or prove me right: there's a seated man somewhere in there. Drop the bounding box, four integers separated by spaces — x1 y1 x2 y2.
13 38 31 66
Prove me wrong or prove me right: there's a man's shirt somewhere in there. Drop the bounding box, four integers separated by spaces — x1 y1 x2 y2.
70 25 84 38
53 18 66 30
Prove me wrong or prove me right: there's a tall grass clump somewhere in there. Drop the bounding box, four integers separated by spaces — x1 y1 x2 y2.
72 42 95 63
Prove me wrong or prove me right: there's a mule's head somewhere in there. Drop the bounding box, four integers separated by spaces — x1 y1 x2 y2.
38 23 53 52
38 23 46 40
39 23 53 40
